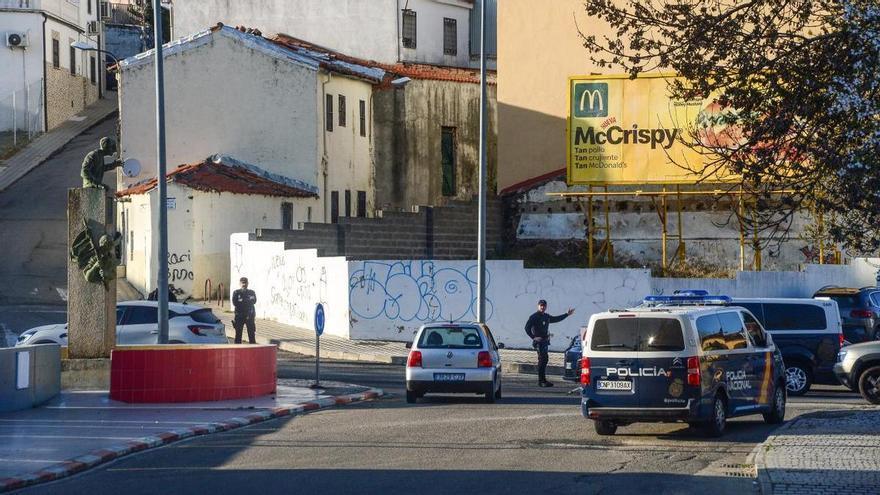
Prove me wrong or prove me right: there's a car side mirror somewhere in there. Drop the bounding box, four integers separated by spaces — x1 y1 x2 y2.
497 342 505 349
405 342 413 349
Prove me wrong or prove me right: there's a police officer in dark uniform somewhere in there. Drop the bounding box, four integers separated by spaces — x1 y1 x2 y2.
525 299 574 387
232 277 257 344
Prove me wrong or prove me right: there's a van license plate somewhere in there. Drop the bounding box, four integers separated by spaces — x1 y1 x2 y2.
597 380 632 391
434 373 465 382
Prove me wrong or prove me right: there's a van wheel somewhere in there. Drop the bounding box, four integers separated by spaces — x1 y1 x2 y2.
858 366 880 405
594 420 617 436
406 390 418 404
785 363 812 396
703 395 727 437
763 383 786 424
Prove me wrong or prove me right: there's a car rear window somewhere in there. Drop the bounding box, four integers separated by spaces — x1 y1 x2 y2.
418 326 483 349
820 295 859 308
590 317 684 352
763 303 826 331
188 309 220 324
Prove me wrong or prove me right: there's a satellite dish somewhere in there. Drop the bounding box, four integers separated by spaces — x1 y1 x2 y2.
122 158 141 178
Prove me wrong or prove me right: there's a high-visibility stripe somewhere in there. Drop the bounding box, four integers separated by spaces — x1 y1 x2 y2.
757 352 773 404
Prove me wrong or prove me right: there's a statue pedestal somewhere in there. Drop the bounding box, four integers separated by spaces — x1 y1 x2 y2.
67 188 117 359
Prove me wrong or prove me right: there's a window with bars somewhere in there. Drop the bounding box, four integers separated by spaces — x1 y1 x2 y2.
331 191 339 223
344 190 351 217
52 39 60 69
69 43 76 75
359 100 366 137
89 56 96 84
443 18 457 56
338 95 346 127
401 10 416 49
325 94 333 132
357 191 366 217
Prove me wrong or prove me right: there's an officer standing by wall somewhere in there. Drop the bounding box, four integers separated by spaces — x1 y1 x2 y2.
525 299 574 387
232 277 257 344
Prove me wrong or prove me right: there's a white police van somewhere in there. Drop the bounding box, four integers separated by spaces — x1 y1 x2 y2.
580 292 787 437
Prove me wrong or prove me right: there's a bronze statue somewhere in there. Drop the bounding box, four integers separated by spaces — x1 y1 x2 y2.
81 137 122 188
70 219 121 289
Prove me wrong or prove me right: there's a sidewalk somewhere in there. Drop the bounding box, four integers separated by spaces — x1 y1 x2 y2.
753 408 880 495
0 96 118 192
208 303 567 377
0 379 383 492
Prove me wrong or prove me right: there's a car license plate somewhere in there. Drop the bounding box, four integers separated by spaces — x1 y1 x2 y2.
434 373 465 382
597 380 632 391
565 362 574 369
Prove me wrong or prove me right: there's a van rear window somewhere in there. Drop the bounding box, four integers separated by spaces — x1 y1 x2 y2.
762 304 826 331
590 318 684 352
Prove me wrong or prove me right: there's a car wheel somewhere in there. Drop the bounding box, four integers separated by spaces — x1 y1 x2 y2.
485 380 496 404
405 390 418 404
495 382 502 399
594 420 617 436
858 366 880 405
703 395 727 437
785 363 812 396
762 382 786 424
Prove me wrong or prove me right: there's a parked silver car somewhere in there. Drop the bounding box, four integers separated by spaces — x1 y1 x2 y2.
834 340 880 404
15 301 227 346
405 322 504 403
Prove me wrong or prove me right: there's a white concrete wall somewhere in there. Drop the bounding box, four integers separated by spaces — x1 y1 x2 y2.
171 0 399 63
0 12 44 131
230 234 351 338
118 31 320 192
119 189 155 297
399 0 473 67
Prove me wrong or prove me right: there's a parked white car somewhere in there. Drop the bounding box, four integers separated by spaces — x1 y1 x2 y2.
15 301 227 346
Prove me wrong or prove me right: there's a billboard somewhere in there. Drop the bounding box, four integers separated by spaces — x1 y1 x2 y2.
567 74 738 185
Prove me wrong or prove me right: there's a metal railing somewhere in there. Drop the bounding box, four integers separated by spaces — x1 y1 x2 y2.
0 0 38 9
0 79 44 152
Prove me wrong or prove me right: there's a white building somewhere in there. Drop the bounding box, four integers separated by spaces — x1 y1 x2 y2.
0 0 101 133
169 0 494 69
117 25 385 297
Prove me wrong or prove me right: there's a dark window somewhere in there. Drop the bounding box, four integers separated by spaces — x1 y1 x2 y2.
116 307 126 325
590 318 684 352
718 312 748 350
125 306 159 325
188 309 220 324
357 191 366 218
441 126 456 196
741 311 768 347
738 302 764 322
359 99 366 137
331 191 339 224
325 94 333 132
87 0 92 14
402 9 417 48
697 314 727 351
344 190 351 217
281 202 293 229
418 326 482 349
338 95 346 127
69 44 76 75
52 39 60 68
89 56 96 84
763 303 827 331
443 18 457 55
821 294 859 308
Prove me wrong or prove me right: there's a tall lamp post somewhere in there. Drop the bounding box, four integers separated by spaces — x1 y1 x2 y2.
476 0 489 323
152 0 170 344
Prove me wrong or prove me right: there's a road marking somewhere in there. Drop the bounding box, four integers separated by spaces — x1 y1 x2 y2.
56 288 68 301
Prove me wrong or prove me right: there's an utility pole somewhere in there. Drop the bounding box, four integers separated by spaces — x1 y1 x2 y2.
153 0 169 343
476 0 488 323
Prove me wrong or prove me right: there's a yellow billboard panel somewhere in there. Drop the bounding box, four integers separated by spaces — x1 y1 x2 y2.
567 74 738 185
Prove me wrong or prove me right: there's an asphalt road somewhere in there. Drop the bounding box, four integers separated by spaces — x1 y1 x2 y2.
0 118 116 341
20 353 868 495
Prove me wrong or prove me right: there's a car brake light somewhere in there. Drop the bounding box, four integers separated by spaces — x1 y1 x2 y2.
580 357 591 385
687 356 701 386
478 351 492 368
407 350 422 368
850 309 873 318
839 333 845 347
187 325 212 336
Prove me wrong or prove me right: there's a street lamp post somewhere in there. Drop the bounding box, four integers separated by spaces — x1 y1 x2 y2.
152 0 170 344
476 0 488 323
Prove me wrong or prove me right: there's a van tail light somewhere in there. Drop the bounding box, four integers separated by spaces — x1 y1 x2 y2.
850 309 873 318
477 351 492 368
687 356 701 387
580 357 591 385
188 325 211 336
407 351 423 368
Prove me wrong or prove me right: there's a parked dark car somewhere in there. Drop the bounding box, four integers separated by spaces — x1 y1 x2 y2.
813 286 880 343
562 335 581 382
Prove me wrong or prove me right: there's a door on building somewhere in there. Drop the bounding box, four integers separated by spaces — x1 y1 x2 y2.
331 191 339 223
281 202 293 229
441 127 456 196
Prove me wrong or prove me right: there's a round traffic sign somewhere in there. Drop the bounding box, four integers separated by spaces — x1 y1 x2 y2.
315 303 325 336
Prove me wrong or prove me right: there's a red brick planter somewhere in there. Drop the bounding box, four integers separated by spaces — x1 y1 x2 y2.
109 345 276 403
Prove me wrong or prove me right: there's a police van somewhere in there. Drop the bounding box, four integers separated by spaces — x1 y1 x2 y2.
580 292 787 437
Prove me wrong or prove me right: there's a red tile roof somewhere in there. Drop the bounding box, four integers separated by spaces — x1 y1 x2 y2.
117 157 319 198
499 168 567 196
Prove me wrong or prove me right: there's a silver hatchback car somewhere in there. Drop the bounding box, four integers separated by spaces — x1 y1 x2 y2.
405 322 504 403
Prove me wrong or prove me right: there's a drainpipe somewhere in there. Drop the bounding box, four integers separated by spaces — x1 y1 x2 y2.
396 0 401 63
42 13 48 132
321 72 331 222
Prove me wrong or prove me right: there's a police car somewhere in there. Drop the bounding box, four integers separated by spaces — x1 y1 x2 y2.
580 292 787 437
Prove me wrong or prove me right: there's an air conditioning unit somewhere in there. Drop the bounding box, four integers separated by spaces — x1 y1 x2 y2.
87 21 100 35
6 31 29 48
99 1 110 21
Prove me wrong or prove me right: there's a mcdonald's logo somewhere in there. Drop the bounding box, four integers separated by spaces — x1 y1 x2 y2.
573 82 608 118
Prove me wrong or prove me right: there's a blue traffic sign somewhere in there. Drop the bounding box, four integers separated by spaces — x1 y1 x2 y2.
314 303 325 336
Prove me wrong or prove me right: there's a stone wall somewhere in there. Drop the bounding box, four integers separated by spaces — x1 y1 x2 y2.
45 62 99 130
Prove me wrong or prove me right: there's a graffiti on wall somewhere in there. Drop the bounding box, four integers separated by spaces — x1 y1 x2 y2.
168 250 193 282
266 254 328 324
349 261 493 323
